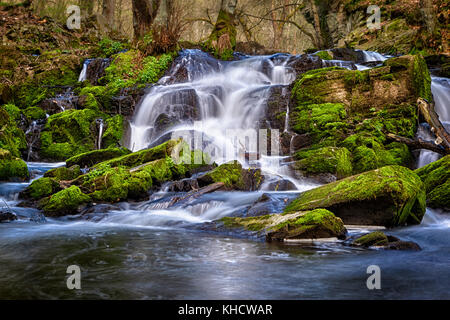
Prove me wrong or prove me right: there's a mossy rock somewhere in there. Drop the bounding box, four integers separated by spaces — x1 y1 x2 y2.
197 161 264 191
94 139 188 169
44 165 82 181
220 209 347 242
23 106 46 120
415 155 450 210
42 186 91 217
315 51 333 60
65 147 131 168
353 231 389 247
21 177 61 200
0 106 27 158
0 148 29 181
284 165 426 227
294 147 352 179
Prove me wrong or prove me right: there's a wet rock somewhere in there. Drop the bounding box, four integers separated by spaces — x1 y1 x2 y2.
197 161 264 191
328 48 366 63
352 231 421 251
110 87 147 118
284 165 427 227
285 54 325 76
85 58 111 85
235 41 280 56
219 209 347 242
41 185 91 217
264 85 290 132
0 211 17 223
44 165 82 181
66 148 131 168
166 178 200 192
264 179 297 191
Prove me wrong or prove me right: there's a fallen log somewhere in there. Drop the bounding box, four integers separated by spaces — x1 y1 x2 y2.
386 133 446 155
169 182 225 206
417 98 450 153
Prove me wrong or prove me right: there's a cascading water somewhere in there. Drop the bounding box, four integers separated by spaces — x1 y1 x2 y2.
96 118 104 150
78 59 91 82
416 76 450 167
128 50 299 178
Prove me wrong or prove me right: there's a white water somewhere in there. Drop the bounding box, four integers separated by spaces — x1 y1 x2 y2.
97 118 104 150
360 50 389 62
128 50 302 183
78 59 90 82
417 76 450 167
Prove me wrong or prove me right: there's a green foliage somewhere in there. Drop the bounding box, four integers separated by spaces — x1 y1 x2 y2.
97 38 125 57
23 106 46 120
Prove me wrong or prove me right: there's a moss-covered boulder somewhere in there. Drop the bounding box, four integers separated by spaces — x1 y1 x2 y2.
20 177 61 200
0 148 29 181
353 231 389 247
39 109 124 161
197 161 263 191
44 165 82 181
352 231 421 251
41 186 91 217
294 147 352 179
66 148 131 168
289 55 430 177
220 209 346 242
415 155 450 210
284 165 426 227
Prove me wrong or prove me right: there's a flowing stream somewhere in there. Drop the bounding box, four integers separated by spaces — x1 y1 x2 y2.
0 50 449 299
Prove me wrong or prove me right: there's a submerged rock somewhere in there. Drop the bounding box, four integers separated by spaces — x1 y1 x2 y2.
352 231 421 251
0 211 17 223
284 165 426 227
414 155 450 210
219 209 346 242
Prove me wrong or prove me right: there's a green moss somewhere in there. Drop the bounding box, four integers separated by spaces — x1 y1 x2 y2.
66 147 131 168
353 231 389 247
3 103 21 120
102 115 124 148
284 165 426 227
294 147 352 179
42 185 91 217
23 106 46 120
0 148 29 181
44 165 81 181
315 51 333 60
201 161 245 189
22 177 60 199
0 106 27 157
40 109 100 160
415 155 450 209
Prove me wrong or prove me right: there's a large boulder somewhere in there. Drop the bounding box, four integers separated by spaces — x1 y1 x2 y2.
220 209 347 242
20 177 61 200
284 165 426 227
288 55 430 178
414 155 450 210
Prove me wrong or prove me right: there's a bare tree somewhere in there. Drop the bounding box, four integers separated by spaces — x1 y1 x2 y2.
132 0 161 39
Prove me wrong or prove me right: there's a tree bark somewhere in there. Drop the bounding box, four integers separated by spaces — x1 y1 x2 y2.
132 0 161 40
209 0 238 52
386 133 446 155
417 98 450 153
102 0 115 30
309 0 323 49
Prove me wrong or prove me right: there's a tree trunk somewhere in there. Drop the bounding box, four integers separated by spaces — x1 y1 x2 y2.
102 0 115 30
79 0 94 18
132 0 161 40
309 0 323 49
386 133 447 155
208 0 238 53
417 98 450 153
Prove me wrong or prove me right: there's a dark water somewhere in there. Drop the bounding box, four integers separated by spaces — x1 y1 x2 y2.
0 163 449 300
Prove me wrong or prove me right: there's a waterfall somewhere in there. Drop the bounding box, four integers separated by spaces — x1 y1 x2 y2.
96 118 104 150
360 50 389 62
128 50 296 169
78 59 91 82
417 76 450 167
